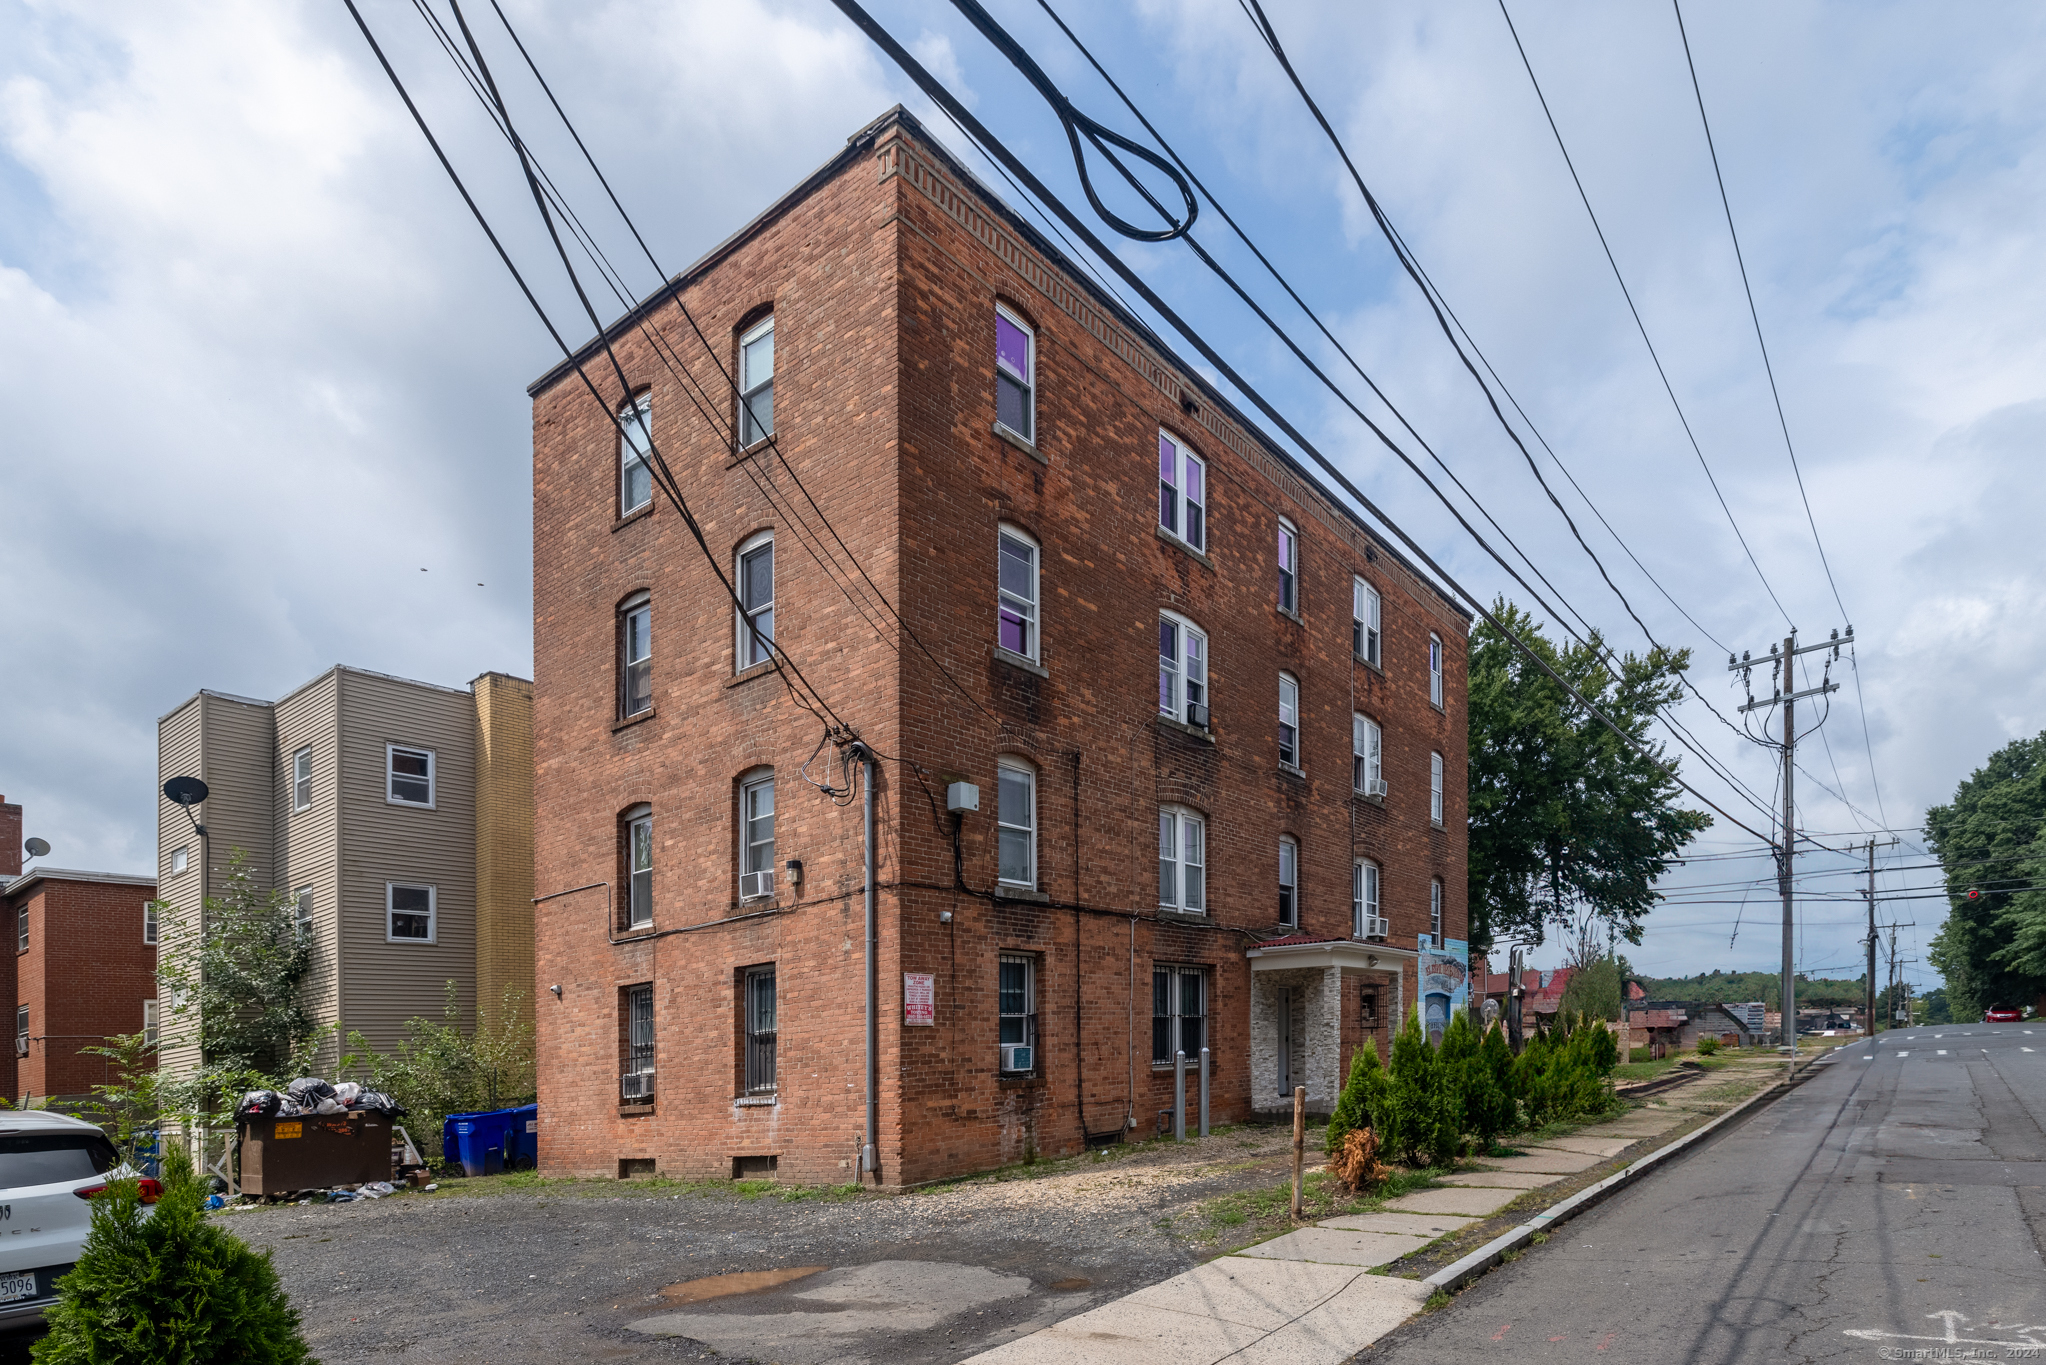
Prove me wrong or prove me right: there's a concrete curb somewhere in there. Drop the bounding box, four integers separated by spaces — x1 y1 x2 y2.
1422 1058 1825 1294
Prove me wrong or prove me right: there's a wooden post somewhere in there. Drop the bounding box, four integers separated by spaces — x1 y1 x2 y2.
1290 1085 1306 1220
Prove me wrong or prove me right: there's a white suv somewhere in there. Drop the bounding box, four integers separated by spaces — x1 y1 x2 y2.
0 1111 151 1330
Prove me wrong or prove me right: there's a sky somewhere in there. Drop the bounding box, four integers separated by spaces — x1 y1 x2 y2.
4 0 2043 996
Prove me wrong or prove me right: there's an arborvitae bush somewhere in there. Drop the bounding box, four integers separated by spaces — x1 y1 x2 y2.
1326 1041 1389 1156
1471 1021 1519 1147
33 1150 312 1365
1585 1019 1620 1075
1512 1027 1554 1129
1431 1010 1479 1165
1381 1007 1436 1165
1695 1035 1720 1057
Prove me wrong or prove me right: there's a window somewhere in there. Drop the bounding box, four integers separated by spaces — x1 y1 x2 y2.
744 966 777 1094
387 744 435 807
1354 578 1381 666
1278 673 1300 770
170 845 189 877
142 999 158 1048
997 526 1040 661
996 760 1036 889
1157 431 1206 552
1353 859 1382 938
1429 633 1444 708
740 772 775 900
740 317 774 445
1151 966 1206 1064
620 593 652 718
625 805 653 927
1431 878 1444 940
1277 518 1298 613
293 887 312 940
1353 714 1383 795
995 306 1034 440
1278 836 1298 927
1158 806 1206 914
387 883 435 942
1158 612 1209 728
14 905 24 953
736 532 775 670
999 955 1036 1070
143 901 158 947
1431 751 1445 825
14 1007 25 1058
625 984 655 1084
292 746 312 812
619 391 653 514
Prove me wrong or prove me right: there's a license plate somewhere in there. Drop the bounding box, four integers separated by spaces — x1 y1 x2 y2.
0 1272 39 1303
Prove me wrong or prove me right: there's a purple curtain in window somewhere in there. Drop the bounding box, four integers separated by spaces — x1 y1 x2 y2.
996 315 1030 378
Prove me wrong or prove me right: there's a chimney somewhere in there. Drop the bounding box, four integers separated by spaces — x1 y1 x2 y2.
0 796 20 878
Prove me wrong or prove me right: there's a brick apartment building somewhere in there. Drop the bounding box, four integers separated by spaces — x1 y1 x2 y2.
0 795 157 1105
155 668 534 1072
530 108 1468 1186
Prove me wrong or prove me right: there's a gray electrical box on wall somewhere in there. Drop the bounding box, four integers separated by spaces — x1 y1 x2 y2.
946 782 980 813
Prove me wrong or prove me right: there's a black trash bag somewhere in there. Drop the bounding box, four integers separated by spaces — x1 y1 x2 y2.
356 1090 409 1119
286 1077 337 1106
236 1089 282 1120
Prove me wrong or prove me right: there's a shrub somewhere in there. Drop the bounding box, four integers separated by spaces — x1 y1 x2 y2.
1430 1011 1478 1166
33 1150 312 1364
1381 1007 1437 1165
1326 1042 1389 1156
1329 1126 1388 1194
1470 1021 1519 1145
1695 1035 1720 1057
1512 1027 1555 1129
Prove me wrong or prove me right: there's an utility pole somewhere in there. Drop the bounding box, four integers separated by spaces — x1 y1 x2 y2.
1863 838 1899 1032
1733 629 1844 1070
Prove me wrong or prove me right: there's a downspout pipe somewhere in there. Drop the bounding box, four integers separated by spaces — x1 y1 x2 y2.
856 743 879 1184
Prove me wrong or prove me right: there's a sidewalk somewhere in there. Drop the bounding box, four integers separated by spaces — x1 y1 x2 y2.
963 1100 1711 1365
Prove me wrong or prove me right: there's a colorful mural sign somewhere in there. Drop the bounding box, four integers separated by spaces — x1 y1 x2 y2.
1420 937 1470 1044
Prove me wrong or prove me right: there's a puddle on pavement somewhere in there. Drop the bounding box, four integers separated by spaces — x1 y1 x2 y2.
1049 1278 1091 1292
656 1266 828 1304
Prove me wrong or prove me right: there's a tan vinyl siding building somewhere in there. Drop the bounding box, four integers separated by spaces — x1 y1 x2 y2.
156 667 534 1073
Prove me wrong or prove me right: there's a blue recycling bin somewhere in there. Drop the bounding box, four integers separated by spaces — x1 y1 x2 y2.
443 1104 538 1176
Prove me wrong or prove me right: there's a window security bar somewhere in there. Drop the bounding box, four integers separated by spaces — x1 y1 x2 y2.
621 1071 655 1101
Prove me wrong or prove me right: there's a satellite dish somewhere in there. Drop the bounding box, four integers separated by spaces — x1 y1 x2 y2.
22 838 49 858
163 777 210 807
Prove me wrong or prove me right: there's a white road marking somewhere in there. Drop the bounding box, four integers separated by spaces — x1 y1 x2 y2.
1937 1050 1949 1056
1897 1051 1909 1057
1845 1309 2046 1350
2024 1047 2036 1053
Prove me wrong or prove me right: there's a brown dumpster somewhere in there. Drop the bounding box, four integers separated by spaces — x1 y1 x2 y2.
240 1112 393 1196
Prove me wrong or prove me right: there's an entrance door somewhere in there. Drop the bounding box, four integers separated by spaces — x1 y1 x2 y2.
1276 988 1294 1098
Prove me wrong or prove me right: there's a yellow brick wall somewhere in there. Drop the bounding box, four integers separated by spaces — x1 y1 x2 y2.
472 672 535 1032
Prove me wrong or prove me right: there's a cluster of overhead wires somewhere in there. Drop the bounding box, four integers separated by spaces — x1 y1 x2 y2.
341 0 1918 974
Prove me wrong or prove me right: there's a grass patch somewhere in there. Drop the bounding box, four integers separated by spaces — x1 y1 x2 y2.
1424 1288 1452 1312
1192 1165 1447 1253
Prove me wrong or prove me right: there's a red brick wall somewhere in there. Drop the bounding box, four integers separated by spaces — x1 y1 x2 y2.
531 113 1467 1187
8 877 157 1102
0 798 21 878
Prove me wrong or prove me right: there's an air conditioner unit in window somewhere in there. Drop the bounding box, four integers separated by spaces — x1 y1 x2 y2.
621 1070 655 1101
1185 702 1210 730
1366 777 1388 798
12 1037 25 1057
1363 915 1390 941
739 870 775 901
999 1043 1034 1073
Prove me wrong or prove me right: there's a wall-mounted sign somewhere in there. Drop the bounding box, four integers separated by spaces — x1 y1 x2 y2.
904 973 935 1026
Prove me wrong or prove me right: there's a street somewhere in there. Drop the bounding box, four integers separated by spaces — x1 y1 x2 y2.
1367 1026 2046 1361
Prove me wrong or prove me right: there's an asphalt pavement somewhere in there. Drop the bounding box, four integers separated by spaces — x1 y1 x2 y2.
1364 1027 2046 1362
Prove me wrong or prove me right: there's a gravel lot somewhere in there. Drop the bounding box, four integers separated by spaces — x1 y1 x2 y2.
217 1123 1308 1364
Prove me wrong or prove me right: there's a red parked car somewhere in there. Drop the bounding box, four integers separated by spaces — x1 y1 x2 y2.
1984 1006 2022 1022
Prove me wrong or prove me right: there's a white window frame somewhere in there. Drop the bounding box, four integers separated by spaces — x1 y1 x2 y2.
1157 430 1207 553
14 1006 26 1056
1353 714 1383 795
619 391 654 514
740 316 775 446
387 743 437 809
997 525 1041 663
1353 859 1381 938
1431 751 1445 825
1159 805 1207 914
170 845 189 877
994 304 1035 442
14 904 24 954
1278 673 1301 771
142 998 158 1048
291 746 313 812
1429 633 1444 708
1278 836 1298 927
740 771 776 900
1354 577 1381 666
1158 610 1209 728
736 531 775 671
293 886 313 941
1277 517 1299 614
1152 965 1207 1065
996 759 1037 889
143 900 158 947
385 882 437 944
626 805 653 928
1431 878 1444 940
621 591 653 719
998 953 1036 1067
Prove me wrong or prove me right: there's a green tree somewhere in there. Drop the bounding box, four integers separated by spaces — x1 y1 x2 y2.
1926 733 2046 1017
342 981 536 1157
1325 1041 1389 1156
1380 1008 1436 1165
1474 1022 1519 1142
1467 600 1713 955
1437 1009 1482 1160
1559 958 1623 1022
